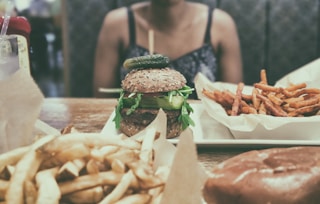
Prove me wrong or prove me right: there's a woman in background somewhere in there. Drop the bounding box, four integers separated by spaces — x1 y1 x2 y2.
94 0 242 98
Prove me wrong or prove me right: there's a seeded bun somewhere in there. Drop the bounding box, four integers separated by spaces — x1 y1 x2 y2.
121 68 187 93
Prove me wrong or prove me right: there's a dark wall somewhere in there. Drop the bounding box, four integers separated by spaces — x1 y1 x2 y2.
63 0 320 97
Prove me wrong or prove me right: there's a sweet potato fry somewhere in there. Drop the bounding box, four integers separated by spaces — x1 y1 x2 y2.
257 94 287 117
258 103 267 114
202 89 216 101
241 106 258 114
260 69 268 84
254 83 281 93
285 83 307 92
282 88 320 98
231 83 244 116
267 93 284 106
288 104 320 117
289 96 319 108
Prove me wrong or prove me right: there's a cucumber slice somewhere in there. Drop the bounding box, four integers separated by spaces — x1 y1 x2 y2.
123 95 184 110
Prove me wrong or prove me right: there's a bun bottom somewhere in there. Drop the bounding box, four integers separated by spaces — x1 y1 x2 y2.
119 108 183 139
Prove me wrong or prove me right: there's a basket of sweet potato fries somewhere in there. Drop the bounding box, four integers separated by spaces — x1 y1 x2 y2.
195 62 320 140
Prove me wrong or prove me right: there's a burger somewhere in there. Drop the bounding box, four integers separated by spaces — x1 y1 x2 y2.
203 146 320 204
113 54 194 138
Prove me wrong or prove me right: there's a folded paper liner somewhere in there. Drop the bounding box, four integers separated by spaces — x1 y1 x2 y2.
102 109 208 204
0 68 44 153
194 58 320 140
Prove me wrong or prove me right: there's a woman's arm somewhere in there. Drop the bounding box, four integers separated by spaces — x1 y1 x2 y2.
212 9 243 84
93 8 127 98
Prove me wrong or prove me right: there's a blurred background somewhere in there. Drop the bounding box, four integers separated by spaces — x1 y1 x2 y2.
9 0 320 97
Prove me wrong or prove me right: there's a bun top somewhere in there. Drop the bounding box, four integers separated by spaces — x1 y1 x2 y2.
203 146 320 204
121 68 187 93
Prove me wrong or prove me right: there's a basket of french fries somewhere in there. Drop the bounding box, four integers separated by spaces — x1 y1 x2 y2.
195 58 320 140
0 110 207 204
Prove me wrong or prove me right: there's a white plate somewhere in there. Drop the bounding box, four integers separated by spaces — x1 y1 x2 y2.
102 103 320 148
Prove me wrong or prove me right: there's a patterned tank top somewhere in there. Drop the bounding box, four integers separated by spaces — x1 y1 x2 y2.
120 6 218 98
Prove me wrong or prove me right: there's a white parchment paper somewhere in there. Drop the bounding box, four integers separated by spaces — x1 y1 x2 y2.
194 58 320 140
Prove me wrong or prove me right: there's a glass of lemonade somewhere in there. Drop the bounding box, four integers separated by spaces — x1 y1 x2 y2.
0 34 19 80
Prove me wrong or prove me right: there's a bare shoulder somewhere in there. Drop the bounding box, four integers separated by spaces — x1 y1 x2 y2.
99 7 129 44
212 9 237 31
103 7 128 28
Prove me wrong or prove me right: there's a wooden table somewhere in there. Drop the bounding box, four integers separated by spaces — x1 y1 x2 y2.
39 98 256 171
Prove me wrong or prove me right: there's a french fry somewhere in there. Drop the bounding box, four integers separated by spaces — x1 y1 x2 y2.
231 82 244 116
99 170 135 204
0 180 9 201
258 102 267 114
288 104 320 117
24 180 38 204
111 159 126 174
62 186 104 204
128 161 164 189
105 148 140 165
37 133 141 155
93 145 120 161
5 149 43 204
260 69 268 84
57 159 86 180
254 83 281 93
222 90 235 106
289 96 319 108
285 82 307 92
5 135 56 204
0 146 30 172
267 93 283 106
282 87 320 98
114 193 152 204
60 124 79 134
202 89 216 101
59 171 138 195
257 94 287 117
1 127 169 204
140 128 157 164
35 167 60 204
86 159 102 174
241 106 258 114
203 69 320 118
252 88 261 110
41 143 90 169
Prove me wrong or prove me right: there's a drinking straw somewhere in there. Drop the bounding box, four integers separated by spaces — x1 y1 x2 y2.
0 0 14 36
148 29 154 55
